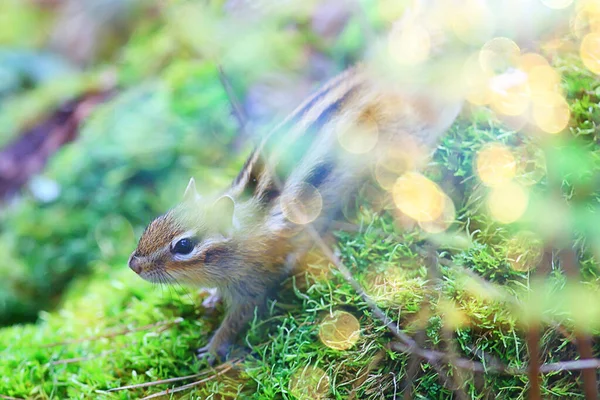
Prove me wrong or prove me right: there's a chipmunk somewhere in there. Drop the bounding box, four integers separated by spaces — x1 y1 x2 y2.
128 64 462 363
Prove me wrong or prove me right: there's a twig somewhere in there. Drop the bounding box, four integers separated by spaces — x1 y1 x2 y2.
41 317 183 348
306 224 419 351
560 248 599 400
426 247 469 399
390 341 517 375
330 220 600 382
139 364 234 400
217 64 249 150
402 331 421 400
108 359 240 392
539 359 600 373
527 326 542 400
575 333 598 400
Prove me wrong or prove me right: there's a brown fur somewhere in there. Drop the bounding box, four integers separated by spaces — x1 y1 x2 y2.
129 65 462 363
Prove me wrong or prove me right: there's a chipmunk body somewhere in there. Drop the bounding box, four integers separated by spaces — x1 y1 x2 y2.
129 65 462 362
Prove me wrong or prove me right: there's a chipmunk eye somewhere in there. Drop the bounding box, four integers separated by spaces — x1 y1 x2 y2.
171 238 195 255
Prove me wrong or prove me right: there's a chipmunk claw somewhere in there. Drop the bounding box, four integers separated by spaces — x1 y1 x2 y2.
196 345 217 366
196 339 232 366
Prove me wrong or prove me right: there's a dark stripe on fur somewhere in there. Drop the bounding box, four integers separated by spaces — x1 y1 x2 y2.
305 162 334 187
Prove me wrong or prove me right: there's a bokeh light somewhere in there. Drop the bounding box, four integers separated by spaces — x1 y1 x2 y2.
374 148 414 190
418 192 456 234
479 37 520 75
288 366 330 400
514 145 547 186
376 0 407 24
392 172 445 222
447 0 494 44
438 299 469 329
463 53 492 106
388 21 431 65
527 65 561 95
489 74 530 116
475 143 517 187
580 2 600 33
505 231 544 272
532 92 570 134
487 181 529 223
336 113 379 154
362 266 409 306
281 183 323 225
318 310 361 350
541 0 574 9
296 247 333 282
518 52 549 72
580 32 600 74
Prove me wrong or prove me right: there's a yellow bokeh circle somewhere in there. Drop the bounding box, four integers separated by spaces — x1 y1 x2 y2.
418 192 456 234
374 149 413 190
540 0 574 9
479 37 520 75
448 0 494 44
392 172 445 222
487 182 529 224
475 143 516 187
514 145 547 186
288 366 330 400
580 32 600 74
532 92 570 134
280 183 323 225
527 65 561 95
463 53 492 105
318 310 361 350
337 113 379 154
490 78 530 116
388 22 431 65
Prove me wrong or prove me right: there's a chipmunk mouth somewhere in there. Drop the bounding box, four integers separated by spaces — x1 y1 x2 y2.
128 253 176 285
140 269 177 285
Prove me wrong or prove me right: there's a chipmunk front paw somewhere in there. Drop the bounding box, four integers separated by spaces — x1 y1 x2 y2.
196 344 218 366
196 339 231 365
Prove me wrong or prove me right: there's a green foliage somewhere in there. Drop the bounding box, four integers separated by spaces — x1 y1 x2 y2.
1 1 600 399
0 69 238 325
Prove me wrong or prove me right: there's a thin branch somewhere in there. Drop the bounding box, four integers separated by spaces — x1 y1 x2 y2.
539 359 600 373
329 220 600 382
306 224 418 351
574 333 598 400
527 326 542 400
390 341 517 375
217 64 249 145
139 364 234 400
560 248 599 400
108 359 240 392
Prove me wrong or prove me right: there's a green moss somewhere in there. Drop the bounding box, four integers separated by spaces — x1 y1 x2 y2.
2 1 600 399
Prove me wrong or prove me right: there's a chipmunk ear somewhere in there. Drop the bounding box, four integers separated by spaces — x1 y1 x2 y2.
183 177 202 203
212 195 237 235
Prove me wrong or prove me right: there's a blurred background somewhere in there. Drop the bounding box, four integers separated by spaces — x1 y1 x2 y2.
2 0 600 398
1 0 363 325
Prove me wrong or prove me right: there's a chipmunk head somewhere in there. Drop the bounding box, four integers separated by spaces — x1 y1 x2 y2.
128 177 238 286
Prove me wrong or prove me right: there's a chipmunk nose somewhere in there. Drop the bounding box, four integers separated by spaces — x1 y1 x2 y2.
128 254 142 274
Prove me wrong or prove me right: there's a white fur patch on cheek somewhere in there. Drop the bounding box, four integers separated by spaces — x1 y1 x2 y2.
172 246 202 262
